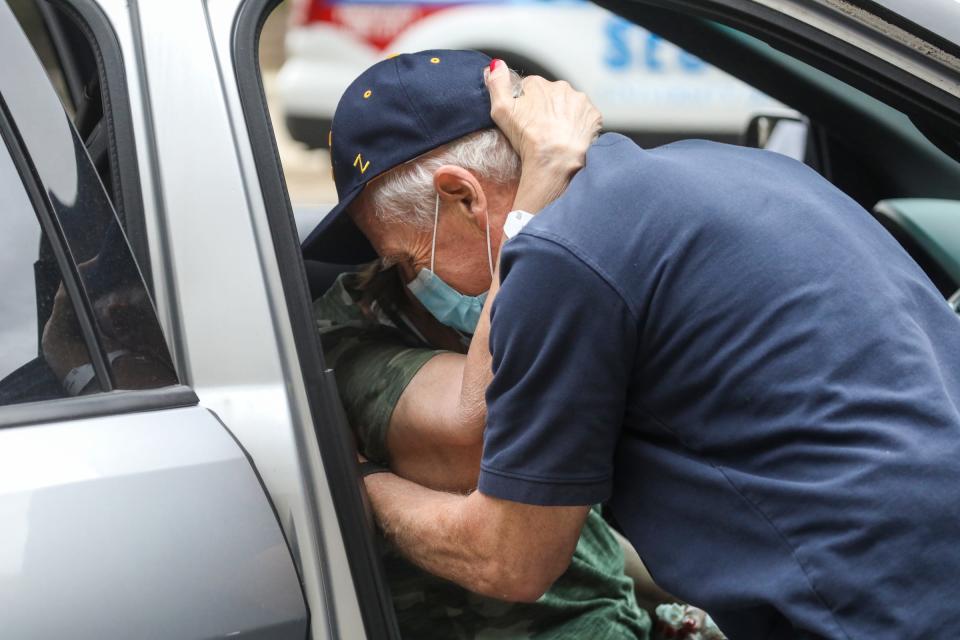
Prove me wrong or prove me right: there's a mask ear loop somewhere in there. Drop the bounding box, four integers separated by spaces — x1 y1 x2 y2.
431 193 440 272
485 213 494 277
435 192 494 278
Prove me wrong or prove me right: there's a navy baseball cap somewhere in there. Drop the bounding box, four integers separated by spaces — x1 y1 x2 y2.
301 49 495 263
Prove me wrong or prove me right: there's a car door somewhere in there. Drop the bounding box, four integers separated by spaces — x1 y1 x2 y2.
0 3 308 638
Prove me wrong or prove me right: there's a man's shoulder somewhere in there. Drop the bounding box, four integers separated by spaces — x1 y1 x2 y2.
312 268 443 463
571 133 747 186
554 133 803 209
518 134 824 277
312 268 429 372
499 136 788 322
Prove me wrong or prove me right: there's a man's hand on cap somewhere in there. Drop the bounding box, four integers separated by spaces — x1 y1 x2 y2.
485 59 601 171
484 59 602 212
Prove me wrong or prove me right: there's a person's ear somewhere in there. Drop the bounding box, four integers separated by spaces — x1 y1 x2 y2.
434 165 488 226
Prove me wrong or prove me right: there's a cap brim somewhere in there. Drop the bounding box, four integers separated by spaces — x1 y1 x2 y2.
300 185 377 264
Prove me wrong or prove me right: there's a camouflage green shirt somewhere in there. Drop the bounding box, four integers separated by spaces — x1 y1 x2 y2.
314 269 651 639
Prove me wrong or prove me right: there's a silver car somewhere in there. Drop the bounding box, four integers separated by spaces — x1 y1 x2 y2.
0 1 958 639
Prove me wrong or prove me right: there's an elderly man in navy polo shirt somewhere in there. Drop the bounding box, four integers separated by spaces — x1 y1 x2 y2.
306 51 960 639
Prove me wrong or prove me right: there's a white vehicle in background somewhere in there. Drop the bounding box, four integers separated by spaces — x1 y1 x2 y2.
278 0 793 149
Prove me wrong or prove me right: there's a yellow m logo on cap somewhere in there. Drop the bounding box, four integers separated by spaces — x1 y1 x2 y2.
354 153 371 174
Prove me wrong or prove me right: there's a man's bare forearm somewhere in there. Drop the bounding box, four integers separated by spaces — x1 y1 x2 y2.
364 470 589 602
364 473 499 593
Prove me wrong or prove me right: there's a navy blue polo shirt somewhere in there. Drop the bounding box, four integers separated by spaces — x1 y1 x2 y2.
480 133 960 638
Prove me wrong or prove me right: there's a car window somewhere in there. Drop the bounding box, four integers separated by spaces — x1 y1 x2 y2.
0 133 102 404
9 0 152 283
0 0 178 406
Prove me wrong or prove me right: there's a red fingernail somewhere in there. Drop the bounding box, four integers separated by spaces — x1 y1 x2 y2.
489 59 500 72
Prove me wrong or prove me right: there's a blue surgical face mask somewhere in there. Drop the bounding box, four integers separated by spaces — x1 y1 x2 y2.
407 194 494 334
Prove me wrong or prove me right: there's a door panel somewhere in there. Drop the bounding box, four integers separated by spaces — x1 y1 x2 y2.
0 406 307 639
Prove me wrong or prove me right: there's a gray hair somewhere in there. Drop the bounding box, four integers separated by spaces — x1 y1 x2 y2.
368 71 524 230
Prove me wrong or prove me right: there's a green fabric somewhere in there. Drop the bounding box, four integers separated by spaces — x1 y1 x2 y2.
314 269 445 464
383 506 650 639
314 270 651 639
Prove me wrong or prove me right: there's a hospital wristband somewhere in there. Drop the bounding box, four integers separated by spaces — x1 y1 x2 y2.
62 349 131 396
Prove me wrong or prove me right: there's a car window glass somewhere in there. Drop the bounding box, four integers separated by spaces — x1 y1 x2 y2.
10 0 117 200
2 0 178 397
10 0 156 291
8 1 73 110
0 137 102 404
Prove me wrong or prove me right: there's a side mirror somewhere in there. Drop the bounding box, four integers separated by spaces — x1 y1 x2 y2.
743 114 809 162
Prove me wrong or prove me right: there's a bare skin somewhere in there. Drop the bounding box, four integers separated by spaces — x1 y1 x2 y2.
42 258 174 392
357 61 605 601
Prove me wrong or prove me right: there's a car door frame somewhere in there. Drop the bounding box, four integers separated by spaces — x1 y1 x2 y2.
231 1 402 638
91 0 383 635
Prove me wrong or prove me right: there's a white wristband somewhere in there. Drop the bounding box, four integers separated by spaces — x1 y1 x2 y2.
503 210 535 240
62 350 131 396
63 364 96 396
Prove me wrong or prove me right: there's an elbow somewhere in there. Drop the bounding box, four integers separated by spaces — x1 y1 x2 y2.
477 552 570 603
499 578 552 605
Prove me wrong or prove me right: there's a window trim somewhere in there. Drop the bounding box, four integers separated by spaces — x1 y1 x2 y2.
0 384 199 430
231 2 402 638
842 0 960 62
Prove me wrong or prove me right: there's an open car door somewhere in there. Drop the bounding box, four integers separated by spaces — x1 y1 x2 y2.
0 3 307 637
